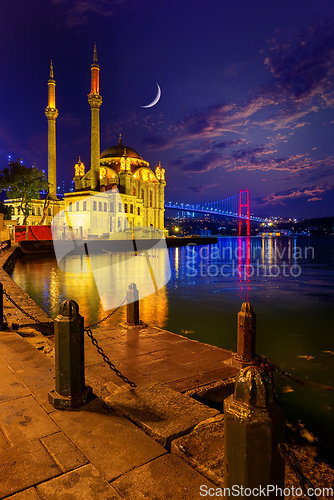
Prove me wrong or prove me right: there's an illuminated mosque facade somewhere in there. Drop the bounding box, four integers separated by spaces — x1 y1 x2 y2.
7 46 166 236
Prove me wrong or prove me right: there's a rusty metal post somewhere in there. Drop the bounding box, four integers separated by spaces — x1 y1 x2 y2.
126 283 139 325
48 299 92 410
224 366 285 497
233 302 257 368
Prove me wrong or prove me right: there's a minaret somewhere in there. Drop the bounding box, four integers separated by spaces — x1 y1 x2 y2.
88 44 102 191
45 60 58 200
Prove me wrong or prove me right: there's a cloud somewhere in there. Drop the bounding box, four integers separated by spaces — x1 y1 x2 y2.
188 183 218 194
142 135 172 151
181 151 222 173
259 183 333 205
52 0 128 28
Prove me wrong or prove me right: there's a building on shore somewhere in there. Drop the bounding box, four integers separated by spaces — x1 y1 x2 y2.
5 46 166 238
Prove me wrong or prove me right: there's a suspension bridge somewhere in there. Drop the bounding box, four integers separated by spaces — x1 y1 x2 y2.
165 189 267 236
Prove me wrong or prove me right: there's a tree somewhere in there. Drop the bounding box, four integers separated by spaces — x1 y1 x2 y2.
0 160 49 225
0 202 13 219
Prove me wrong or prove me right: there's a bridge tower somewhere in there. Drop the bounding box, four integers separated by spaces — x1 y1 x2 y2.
238 189 250 236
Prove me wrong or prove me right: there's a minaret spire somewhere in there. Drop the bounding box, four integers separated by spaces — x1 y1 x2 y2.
88 44 102 190
49 60 54 79
45 60 58 200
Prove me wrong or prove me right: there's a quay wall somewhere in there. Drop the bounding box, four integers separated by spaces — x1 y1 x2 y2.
0 245 54 334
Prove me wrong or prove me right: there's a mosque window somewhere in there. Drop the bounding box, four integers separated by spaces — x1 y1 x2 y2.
93 201 97 211
99 202 102 211
130 204 133 214
119 203 122 212
76 202 79 211
137 207 140 216
124 203 128 213
83 201 87 211
31 207 35 215
104 202 107 212
48 208 52 216
37 207 41 216
110 201 114 212
69 202 72 212
17 207 20 215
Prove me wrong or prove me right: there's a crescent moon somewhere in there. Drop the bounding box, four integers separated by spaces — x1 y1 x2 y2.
141 83 161 108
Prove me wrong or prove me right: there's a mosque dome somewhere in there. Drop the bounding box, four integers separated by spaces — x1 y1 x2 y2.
100 134 143 160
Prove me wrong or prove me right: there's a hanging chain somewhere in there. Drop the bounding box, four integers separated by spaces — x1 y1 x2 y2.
2 288 44 325
84 326 136 388
84 294 136 388
256 355 334 391
278 443 318 499
85 297 127 329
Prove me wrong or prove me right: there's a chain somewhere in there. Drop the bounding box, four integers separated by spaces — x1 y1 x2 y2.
84 327 137 388
256 355 334 391
278 443 318 499
2 288 43 325
85 297 127 329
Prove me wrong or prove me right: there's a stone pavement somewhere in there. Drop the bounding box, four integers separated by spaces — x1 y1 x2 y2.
0 325 237 499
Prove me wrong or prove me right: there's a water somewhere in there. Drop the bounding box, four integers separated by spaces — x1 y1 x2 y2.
10 236 334 462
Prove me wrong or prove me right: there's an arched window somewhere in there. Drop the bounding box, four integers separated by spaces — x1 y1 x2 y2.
37 207 41 216
124 203 128 213
48 208 52 216
17 207 20 215
130 204 133 214
137 207 140 216
69 202 72 212
99 201 102 211
83 201 87 211
76 201 79 211
104 202 107 212
110 201 114 212
32 207 36 215
93 201 97 211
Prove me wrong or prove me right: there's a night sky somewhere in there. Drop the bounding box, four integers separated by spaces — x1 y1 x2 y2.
1 0 334 218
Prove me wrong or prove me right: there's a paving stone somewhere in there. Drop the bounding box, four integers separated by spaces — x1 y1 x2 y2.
0 424 11 452
36 464 123 500
166 373 213 393
0 439 60 498
111 453 217 500
0 371 31 403
0 395 59 446
50 397 166 482
171 414 225 486
6 488 40 500
105 383 219 447
41 431 88 472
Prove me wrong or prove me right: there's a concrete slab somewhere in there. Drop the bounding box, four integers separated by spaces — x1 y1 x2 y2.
105 383 219 447
0 439 60 498
6 488 40 500
0 395 59 445
50 397 166 482
0 371 31 403
171 414 225 486
36 464 123 500
41 431 88 472
111 453 217 500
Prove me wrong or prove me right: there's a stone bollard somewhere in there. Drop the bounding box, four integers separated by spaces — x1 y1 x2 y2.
48 300 93 410
224 366 285 498
126 283 139 325
233 302 258 368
